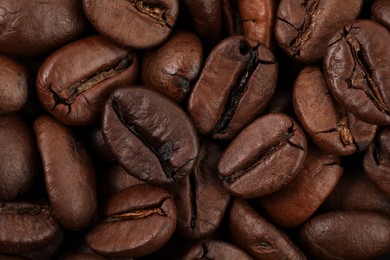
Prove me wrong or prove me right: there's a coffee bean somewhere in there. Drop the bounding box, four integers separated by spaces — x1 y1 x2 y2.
229 199 306 259
102 87 199 185
363 126 390 198
0 55 30 114
0 201 60 254
321 166 390 216
294 66 377 155
173 141 230 240
372 0 390 30
0 0 88 57
222 0 276 49
0 114 38 201
141 30 203 102
258 145 343 227
188 36 277 139
82 0 179 49
275 0 363 63
86 184 176 258
37 35 138 125
324 19 390 125
182 240 253 260
300 211 390 259
218 113 307 198
34 115 97 230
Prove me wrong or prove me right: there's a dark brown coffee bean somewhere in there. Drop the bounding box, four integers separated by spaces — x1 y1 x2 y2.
102 87 199 185
258 145 343 227
100 164 144 200
218 113 307 198
37 35 138 126
0 55 30 114
324 19 390 125
82 0 179 49
88 126 115 162
0 0 88 57
372 0 390 30
141 30 203 102
321 166 390 216
173 141 230 240
34 115 97 230
21 231 64 260
294 66 377 155
0 114 38 201
0 201 60 254
182 240 253 260
300 211 390 260
229 199 306 260
275 0 363 64
182 0 222 49
222 0 276 49
86 184 176 258
363 127 390 198
188 36 277 140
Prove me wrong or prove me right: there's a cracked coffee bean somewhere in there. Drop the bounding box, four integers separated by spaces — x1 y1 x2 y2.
258 145 343 227
324 19 390 125
218 113 307 198
141 30 203 102
0 0 88 57
86 184 176 258
82 0 179 49
0 201 60 255
372 0 390 30
229 199 306 260
173 141 230 240
294 66 377 155
0 114 39 201
363 126 390 198
102 87 199 185
34 115 97 231
37 35 138 126
300 211 390 260
182 240 253 260
188 36 277 140
222 0 276 49
0 55 30 114
275 0 363 63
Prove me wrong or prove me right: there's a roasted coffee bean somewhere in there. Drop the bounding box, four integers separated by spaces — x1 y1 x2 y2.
0 0 88 57
34 115 97 230
182 0 222 49
86 184 176 258
275 0 363 63
0 55 30 114
0 114 38 201
173 141 230 240
324 19 390 125
188 36 277 140
82 0 179 49
222 0 276 49
37 35 138 125
294 66 377 155
300 211 390 259
229 199 306 259
321 166 390 216
141 30 203 102
100 164 144 200
182 240 253 260
363 127 390 198
102 87 199 185
0 201 60 254
218 113 307 198
258 145 343 227
372 0 390 30
20 231 64 260
88 126 115 162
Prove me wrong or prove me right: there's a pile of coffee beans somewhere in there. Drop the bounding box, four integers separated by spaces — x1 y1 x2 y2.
1 0 390 259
